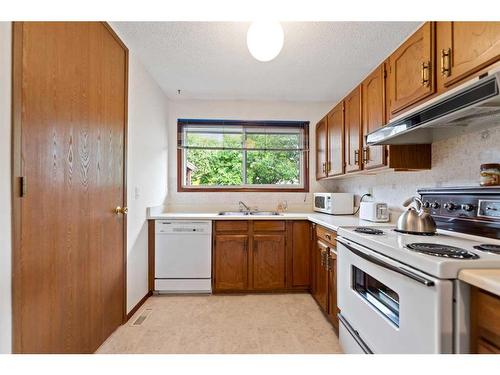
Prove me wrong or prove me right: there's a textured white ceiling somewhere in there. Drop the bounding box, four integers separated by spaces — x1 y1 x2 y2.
112 22 421 102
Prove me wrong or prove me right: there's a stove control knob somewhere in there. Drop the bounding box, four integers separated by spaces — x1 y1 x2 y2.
444 202 456 211
423 201 430 209
461 204 474 212
431 202 440 209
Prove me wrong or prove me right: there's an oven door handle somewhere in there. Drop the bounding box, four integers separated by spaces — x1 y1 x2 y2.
338 313 373 354
337 238 435 287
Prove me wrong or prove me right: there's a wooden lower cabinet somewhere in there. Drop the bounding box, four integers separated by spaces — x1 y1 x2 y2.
213 234 249 291
327 250 339 331
312 225 339 331
213 220 310 292
312 240 329 310
470 286 500 353
253 234 286 290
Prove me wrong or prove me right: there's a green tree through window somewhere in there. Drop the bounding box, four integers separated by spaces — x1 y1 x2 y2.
179 120 308 190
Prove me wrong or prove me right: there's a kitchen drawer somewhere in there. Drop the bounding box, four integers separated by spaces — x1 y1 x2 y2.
316 225 336 246
214 220 249 232
253 220 286 232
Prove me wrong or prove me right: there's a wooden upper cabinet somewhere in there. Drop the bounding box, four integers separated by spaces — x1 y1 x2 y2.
436 22 500 91
362 64 387 170
315 117 328 180
327 102 345 176
388 22 435 116
344 86 362 173
214 234 249 291
252 234 286 290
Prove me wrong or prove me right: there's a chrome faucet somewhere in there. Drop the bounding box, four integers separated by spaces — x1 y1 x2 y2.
238 201 252 213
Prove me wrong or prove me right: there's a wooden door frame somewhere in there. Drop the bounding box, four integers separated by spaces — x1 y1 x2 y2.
11 21 129 353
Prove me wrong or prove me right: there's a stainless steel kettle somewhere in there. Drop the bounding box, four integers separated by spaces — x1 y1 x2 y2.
396 196 437 235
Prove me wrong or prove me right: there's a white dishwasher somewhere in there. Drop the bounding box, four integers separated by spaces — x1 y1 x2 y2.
154 220 212 293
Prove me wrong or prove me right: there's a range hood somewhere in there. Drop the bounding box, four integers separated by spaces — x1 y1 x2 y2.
366 69 500 145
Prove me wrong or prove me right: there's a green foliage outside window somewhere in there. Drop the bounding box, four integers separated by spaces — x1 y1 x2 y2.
186 132 301 186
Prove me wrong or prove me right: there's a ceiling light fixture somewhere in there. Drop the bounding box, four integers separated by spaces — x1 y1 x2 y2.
246 21 284 62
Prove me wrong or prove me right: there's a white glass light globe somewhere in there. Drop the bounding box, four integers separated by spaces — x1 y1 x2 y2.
246 21 284 62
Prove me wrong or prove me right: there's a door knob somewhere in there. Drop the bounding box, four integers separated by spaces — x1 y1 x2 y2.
115 206 128 215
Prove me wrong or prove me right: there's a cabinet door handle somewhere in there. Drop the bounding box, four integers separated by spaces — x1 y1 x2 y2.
441 48 451 77
362 147 369 164
327 161 331 172
354 150 359 165
421 61 431 87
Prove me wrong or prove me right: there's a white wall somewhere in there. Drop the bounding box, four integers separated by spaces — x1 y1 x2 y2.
125 53 169 313
0 22 12 354
166 99 332 212
330 125 500 215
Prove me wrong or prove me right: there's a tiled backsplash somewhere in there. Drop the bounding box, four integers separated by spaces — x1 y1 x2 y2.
329 125 500 216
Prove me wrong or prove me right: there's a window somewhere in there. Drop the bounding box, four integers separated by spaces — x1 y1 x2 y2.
177 119 309 192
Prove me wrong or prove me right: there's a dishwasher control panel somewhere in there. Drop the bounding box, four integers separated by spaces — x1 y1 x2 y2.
155 220 212 234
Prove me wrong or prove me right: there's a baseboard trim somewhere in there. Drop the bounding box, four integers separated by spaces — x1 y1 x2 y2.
126 291 152 321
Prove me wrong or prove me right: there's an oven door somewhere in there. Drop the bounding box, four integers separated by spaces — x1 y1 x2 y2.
337 237 453 354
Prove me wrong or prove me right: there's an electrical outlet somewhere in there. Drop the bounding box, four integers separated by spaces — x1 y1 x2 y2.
134 187 140 200
367 187 373 197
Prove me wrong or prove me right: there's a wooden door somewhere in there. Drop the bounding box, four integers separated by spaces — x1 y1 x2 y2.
327 250 339 331
252 234 286 290
437 22 500 91
326 102 344 176
213 235 249 291
388 22 435 116
12 22 128 353
312 240 329 312
362 64 387 170
344 86 362 173
287 221 311 289
315 117 328 179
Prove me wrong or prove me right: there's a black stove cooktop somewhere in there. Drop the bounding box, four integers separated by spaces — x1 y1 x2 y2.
406 243 480 259
473 244 500 255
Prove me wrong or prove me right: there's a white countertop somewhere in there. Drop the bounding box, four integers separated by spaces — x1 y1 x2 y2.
459 269 500 297
147 209 392 232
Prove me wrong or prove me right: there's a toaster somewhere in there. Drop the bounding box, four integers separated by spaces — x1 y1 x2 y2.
359 201 390 222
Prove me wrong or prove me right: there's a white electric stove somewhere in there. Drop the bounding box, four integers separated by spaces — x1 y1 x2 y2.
336 186 500 354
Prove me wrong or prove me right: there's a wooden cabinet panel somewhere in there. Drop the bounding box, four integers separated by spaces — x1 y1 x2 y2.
344 86 362 173
312 240 329 311
288 221 311 289
470 286 500 352
327 102 345 176
253 220 286 232
214 220 249 232
214 234 249 291
362 64 387 170
389 22 435 116
316 225 336 247
328 249 339 331
252 234 286 290
437 22 500 91
315 117 328 179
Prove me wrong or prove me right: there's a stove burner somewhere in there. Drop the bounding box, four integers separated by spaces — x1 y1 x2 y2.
354 227 384 235
394 229 436 236
473 244 500 254
406 243 479 259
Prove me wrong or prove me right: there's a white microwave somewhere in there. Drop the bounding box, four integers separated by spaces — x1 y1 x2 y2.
313 193 354 215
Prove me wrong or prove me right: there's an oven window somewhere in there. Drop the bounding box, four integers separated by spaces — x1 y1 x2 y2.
352 266 400 327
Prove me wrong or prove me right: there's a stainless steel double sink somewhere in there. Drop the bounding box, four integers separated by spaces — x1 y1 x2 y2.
218 211 282 216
